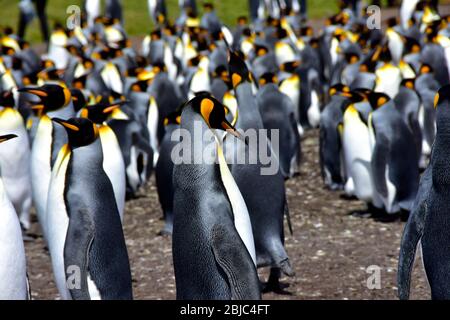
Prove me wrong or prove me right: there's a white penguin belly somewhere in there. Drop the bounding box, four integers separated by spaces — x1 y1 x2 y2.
101 63 123 94
0 108 32 229
100 126 126 223
279 76 300 123
87 274 101 300
46 145 72 300
216 138 257 266
375 65 402 99
0 178 28 300
126 146 141 192
31 116 53 239
343 116 374 201
147 97 159 166
189 69 210 100
308 90 321 128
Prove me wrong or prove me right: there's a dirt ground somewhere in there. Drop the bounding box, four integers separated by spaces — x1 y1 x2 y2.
24 129 430 300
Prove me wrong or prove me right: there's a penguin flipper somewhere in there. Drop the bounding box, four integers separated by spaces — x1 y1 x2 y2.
398 165 431 300
211 225 261 300
64 208 95 300
371 135 390 198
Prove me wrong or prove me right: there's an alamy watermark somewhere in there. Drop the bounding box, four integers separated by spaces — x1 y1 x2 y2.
170 121 280 176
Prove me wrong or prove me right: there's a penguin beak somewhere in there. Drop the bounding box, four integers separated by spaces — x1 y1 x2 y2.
0 134 18 144
52 118 80 132
18 87 48 97
221 119 247 144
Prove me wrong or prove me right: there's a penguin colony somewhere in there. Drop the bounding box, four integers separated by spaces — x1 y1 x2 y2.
0 0 449 300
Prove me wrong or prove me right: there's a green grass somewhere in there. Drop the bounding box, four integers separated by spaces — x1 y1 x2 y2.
0 0 338 43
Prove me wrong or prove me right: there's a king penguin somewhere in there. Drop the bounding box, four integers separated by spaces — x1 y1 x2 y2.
172 93 261 300
19 84 74 241
225 52 294 292
80 100 127 223
398 84 450 300
368 92 419 215
256 72 301 179
319 84 352 190
0 134 29 300
48 117 132 300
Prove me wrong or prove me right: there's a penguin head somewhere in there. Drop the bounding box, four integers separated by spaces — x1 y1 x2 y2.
19 84 72 116
400 78 416 90
404 37 421 55
0 90 15 108
280 61 300 73
186 93 241 139
81 95 128 124
52 117 99 149
213 65 231 85
258 72 278 87
344 52 360 64
329 84 351 97
0 134 17 144
228 51 252 88
164 110 182 126
419 63 433 75
368 92 390 110
433 85 450 144
70 89 87 113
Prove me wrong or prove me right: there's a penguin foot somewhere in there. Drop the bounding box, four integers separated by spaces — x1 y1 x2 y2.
262 268 292 295
157 229 172 237
261 281 292 295
372 212 400 223
349 210 372 219
279 259 295 277
340 194 358 201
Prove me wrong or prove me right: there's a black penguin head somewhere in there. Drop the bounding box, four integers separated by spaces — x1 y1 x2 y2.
70 89 87 113
400 78 416 90
344 52 360 64
164 109 182 126
368 92 390 110
187 93 241 139
228 51 252 88
0 134 17 144
329 84 351 97
404 37 421 55
0 90 15 108
52 117 99 149
419 63 433 75
280 61 300 73
19 84 72 116
258 72 278 86
81 96 127 124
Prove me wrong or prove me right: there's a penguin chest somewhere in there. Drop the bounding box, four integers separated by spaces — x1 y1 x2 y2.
46 145 72 300
280 77 300 110
343 111 374 200
307 90 321 128
31 117 54 219
101 63 123 94
99 126 126 221
375 65 402 98
0 178 27 299
216 140 257 266
189 68 210 99
147 97 159 163
0 109 31 192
